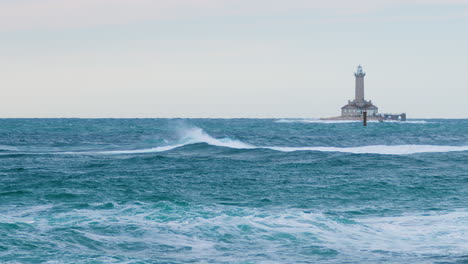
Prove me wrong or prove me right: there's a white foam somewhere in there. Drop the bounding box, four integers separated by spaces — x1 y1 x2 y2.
0 145 19 151
267 144 468 155
349 210 468 255
9 202 467 261
177 127 255 149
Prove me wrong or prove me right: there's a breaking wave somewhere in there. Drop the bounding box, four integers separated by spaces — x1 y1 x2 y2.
0 145 19 151
5 203 467 262
97 127 255 155
97 127 468 155
1 127 465 156
268 145 468 155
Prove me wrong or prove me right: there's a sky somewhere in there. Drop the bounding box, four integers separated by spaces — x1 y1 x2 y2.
1 0 467 118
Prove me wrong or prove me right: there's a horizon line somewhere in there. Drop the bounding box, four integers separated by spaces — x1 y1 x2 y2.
0 117 466 120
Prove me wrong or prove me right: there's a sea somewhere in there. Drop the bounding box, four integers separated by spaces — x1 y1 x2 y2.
0 118 467 264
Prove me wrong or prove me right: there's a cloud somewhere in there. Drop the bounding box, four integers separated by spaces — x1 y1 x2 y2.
0 0 467 31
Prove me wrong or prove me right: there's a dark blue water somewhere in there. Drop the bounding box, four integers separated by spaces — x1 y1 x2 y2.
1 118 467 264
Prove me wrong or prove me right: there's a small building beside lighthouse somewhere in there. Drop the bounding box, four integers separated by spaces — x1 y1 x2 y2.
341 65 378 117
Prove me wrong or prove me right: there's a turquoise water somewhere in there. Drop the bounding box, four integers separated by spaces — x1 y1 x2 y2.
0 118 467 264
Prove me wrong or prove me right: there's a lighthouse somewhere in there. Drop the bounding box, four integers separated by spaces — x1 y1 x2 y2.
341 65 378 117
321 65 407 121
354 65 365 105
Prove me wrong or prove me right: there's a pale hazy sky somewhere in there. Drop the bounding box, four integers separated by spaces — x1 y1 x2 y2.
1 0 467 118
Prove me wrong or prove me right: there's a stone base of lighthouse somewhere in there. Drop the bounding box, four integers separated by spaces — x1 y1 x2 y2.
320 115 382 121
340 100 378 117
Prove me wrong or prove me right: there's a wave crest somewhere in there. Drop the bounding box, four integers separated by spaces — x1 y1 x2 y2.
2 126 465 156
100 127 467 155
269 145 468 155
99 127 254 155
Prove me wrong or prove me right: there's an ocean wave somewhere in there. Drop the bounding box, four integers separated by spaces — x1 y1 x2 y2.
88 144 187 155
0 145 19 151
93 127 255 155
268 145 468 155
4 203 467 262
2 127 465 156
95 127 467 155
119 143 468 155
